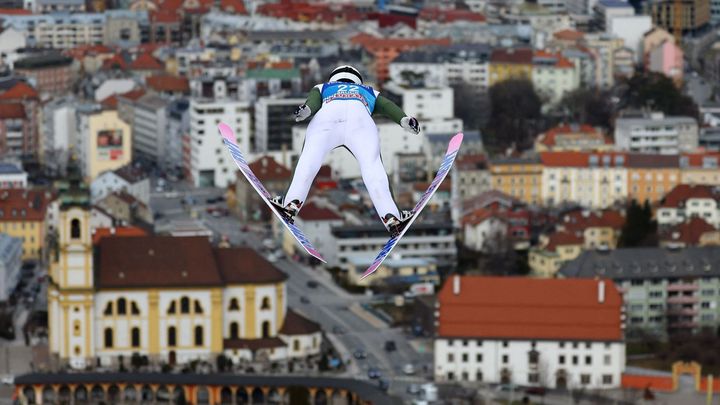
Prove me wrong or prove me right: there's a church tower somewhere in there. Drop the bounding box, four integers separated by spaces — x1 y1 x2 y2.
48 165 95 368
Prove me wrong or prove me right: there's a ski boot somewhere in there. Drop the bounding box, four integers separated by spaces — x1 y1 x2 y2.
383 210 414 238
270 196 302 224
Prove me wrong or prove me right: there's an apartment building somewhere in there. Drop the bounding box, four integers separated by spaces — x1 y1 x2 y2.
535 124 611 152
560 246 720 338
0 189 51 260
254 97 305 153
657 184 720 228
76 108 132 181
489 157 543 206
615 112 698 155
488 48 533 86
2 13 106 49
531 51 580 106
626 154 680 204
0 81 40 159
435 276 624 389
0 233 21 302
0 163 27 189
131 94 171 170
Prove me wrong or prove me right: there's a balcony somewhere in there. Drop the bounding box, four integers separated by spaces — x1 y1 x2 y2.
667 283 699 292
667 296 699 304
669 322 699 329
666 307 699 316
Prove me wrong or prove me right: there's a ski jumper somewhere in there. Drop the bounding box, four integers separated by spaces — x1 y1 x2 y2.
284 82 408 220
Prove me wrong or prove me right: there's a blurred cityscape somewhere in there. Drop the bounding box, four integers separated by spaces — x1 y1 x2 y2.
2 0 720 404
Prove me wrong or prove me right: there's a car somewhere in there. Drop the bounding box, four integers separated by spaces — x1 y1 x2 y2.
378 378 389 391
402 363 416 375
525 386 546 396
367 368 381 379
353 349 367 360
332 325 345 335
1 375 13 385
306 280 319 288
384 340 396 352
300 296 310 304
406 383 421 395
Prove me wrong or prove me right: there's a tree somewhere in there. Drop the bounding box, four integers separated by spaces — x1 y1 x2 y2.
554 88 614 129
623 72 699 118
452 81 488 130
484 79 544 152
618 200 657 247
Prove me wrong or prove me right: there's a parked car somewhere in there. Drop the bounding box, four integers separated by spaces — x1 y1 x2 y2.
353 349 367 360
378 378 389 391
407 383 421 395
384 340 396 352
525 386 546 396
300 296 310 304
332 325 346 335
402 363 416 375
306 280 319 288
367 368 381 379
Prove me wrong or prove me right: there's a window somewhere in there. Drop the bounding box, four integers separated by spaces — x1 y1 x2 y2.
181 297 190 314
573 342 578 349
167 301 176 314
261 297 271 310
476 354 483 362
529 373 539 383
502 341 508 348
194 300 203 314
602 375 613 385
502 355 509 364
104 328 113 348
572 356 578 365
168 327 176 346
585 355 592 365
131 327 140 348
447 372 454 380
476 371 483 382
262 321 270 338
293 340 300 351
131 302 140 315
230 322 239 339
194 326 204 346
117 298 127 315
559 355 565 365
229 298 240 311
448 353 454 362
71 218 81 239
604 354 611 365
73 320 81 336
462 353 468 362
559 342 565 348
581 374 591 385
104 302 113 316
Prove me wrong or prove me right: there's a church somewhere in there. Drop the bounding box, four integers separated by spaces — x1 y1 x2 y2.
48 181 321 369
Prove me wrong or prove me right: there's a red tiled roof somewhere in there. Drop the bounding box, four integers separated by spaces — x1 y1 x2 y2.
297 202 342 221
538 124 601 147
540 151 627 167
159 0 182 10
92 226 147 245
108 191 148 209
661 217 716 246
219 0 247 14
553 29 584 41
0 82 39 100
0 103 25 119
680 152 720 168
0 8 32 14
660 184 720 208
490 48 533 65
0 189 51 222
351 33 451 52
117 88 147 101
437 276 623 341
130 52 164 71
419 8 486 23
413 181 450 192
462 207 505 227
279 309 321 335
545 231 584 252
146 75 189 93
561 209 625 232
213 247 288 284
151 10 180 23
101 54 128 70
100 94 119 109
248 156 291 182
257 1 364 23
456 153 487 170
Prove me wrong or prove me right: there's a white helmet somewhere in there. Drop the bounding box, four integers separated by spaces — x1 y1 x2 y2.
329 65 363 84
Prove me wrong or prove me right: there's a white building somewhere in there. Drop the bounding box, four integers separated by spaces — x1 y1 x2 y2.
614 112 699 154
0 163 27 188
657 184 720 228
0 233 22 302
434 276 625 389
0 27 27 59
593 0 635 31
462 213 507 253
40 97 77 176
255 97 305 153
90 165 150 205
188 98 251 187
388 44 492 96
166 99 190 176
532 52 580 106
607 16 652 63
382 82 454 121
1 13 106 49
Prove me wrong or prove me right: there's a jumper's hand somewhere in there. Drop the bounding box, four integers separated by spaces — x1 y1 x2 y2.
401 116 420 134
294 104 311 122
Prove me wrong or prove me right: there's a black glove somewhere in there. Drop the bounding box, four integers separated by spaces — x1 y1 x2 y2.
401 116 420 134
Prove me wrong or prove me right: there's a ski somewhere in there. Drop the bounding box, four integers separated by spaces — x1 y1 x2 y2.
361 132 463 279
218 123 326 263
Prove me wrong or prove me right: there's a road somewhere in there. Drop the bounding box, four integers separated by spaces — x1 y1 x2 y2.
150 178 433 400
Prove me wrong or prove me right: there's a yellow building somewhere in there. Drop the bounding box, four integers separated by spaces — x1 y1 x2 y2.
529 232 584 277
0 189 51 260
627 154 681 204
680 153 720 186
489 157 543 205
78 109 132 181
48 183 321 369
557 209 625 249
489 48 533 86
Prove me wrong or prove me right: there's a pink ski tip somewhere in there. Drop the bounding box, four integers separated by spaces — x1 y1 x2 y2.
448 132 463 151
217 123 235 142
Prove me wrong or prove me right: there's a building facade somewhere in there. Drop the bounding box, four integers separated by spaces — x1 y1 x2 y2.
77 108 133 181
489 157 543 206
615 112 698 155
0 189 50 260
